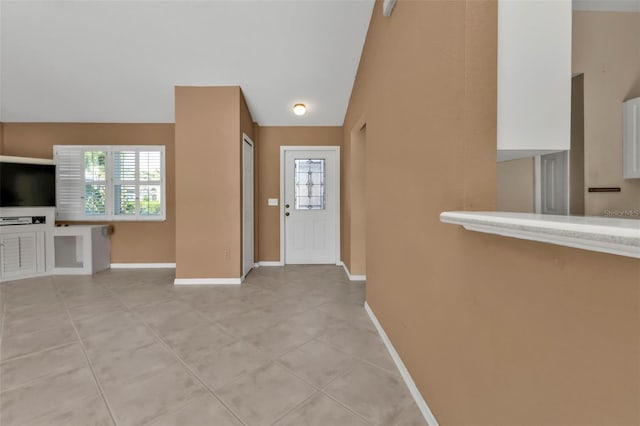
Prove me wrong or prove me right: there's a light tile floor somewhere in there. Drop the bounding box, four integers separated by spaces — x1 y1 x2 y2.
0 266 426 426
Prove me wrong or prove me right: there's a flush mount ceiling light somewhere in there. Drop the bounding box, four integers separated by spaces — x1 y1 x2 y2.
293 103 306 116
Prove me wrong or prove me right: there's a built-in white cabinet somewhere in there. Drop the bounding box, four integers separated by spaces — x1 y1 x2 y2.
497 0 572 162
53 225 111 275
0 207 55 282
0 232 42 279
623 97 640 179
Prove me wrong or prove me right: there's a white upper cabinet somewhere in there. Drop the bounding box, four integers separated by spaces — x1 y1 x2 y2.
623 97 640 178
497 0 572 162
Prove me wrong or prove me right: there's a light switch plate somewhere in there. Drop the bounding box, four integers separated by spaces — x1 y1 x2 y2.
268 198 279 206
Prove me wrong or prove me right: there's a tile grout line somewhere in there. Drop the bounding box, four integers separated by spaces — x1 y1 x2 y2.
313 328 404 377
97 281 250 426
52 280 119 426
321 389 377 426
267 357 376 426
0 342 83 394
310 355 377 426
266 389 321 426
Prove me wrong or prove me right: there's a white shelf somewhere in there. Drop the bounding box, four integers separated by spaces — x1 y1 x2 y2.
440 211 640 259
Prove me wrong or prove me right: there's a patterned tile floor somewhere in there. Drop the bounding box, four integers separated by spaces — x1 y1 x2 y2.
0 266 426 426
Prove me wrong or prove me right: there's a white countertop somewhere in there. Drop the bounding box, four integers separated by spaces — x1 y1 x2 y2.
440 211 640 259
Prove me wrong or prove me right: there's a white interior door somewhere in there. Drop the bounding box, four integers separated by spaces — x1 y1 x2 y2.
283 148 339 264
540 150 569 215
242 136 254 277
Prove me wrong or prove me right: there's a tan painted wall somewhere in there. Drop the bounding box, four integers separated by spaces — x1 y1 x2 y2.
573 11 640 216
496 158 534 213
344 123 367 275
0 123 175 263
174 86 243 279
342 1 640 424
256 126 342 262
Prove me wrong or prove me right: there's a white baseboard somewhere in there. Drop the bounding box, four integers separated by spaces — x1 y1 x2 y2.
110 263 176 269
258 261 284 266
364 302 439 426
341 261 366 281
174 278 242 285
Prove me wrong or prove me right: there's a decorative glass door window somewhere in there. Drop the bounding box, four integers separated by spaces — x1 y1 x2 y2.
294 159 326 210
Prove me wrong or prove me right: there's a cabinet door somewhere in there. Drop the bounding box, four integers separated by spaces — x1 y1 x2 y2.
0 233 38 279
623 98 640 179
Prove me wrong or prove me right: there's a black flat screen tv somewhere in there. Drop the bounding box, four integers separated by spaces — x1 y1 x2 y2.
0 162 56 207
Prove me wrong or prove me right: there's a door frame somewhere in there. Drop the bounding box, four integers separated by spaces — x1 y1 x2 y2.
242 133 255 278
279 146 341 265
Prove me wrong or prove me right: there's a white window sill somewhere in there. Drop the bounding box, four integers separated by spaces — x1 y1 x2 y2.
59 217 166 222
440 211 640 259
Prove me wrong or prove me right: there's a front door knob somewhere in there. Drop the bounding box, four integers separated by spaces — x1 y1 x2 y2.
285 212 290 216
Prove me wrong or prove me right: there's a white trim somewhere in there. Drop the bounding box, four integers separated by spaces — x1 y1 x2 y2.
173 278 242 285
0 155 55 165
341 261 366 281
258 261 285 266
280 146 341 265
364 302 439 426
242 133 255 278
0 271 49 283
110 263 176 268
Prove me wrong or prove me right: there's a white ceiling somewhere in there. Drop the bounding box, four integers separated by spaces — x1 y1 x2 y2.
0 0 374 125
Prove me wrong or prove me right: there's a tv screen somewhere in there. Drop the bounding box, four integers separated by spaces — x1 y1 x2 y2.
0 162 56 207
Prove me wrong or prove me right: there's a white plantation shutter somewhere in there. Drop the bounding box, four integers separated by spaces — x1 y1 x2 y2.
113 150 138 217
54 145 165 221
54 146 85 220
137 150 163 217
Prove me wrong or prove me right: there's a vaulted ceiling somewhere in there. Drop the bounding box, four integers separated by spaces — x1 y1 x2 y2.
0 0 374 125
2 1 637 125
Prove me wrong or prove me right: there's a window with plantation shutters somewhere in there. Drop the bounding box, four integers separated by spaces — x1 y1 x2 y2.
53 145 165 221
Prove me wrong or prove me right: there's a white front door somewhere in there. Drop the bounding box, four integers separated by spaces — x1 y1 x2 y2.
283 148 339 264
242 136 254 277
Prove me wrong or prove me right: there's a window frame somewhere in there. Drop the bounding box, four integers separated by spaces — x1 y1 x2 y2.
53 145 166 222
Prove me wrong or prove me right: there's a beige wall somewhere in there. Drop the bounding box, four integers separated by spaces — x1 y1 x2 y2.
573 11 640 216
0 123 175 263
257 126 342 262
342 1 640 424
496 158 534 213
343 122 367 275
175 86 245 279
